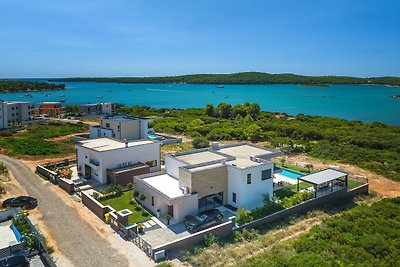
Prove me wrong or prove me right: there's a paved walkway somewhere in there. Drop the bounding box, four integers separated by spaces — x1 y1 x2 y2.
0 155 153 267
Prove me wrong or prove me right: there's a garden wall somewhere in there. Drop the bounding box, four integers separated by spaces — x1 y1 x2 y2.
153 221 233 255
238 184 369 230
81 191 114 221
58 178 75 194
36 165 58 182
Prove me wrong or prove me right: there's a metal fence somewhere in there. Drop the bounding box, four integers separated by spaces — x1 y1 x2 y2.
128 229 154 259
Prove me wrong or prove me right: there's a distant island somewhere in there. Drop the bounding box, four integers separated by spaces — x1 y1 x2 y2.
0 80 65 93
50 72 400 86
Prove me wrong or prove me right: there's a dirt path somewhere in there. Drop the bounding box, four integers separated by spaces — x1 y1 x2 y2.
0 155 154 267
47 132 88 142
283 155 400 197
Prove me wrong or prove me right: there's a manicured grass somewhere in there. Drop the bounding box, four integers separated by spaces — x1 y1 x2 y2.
347 179 365 189
0 122 87 156
278 163 310 173
274 182 313 199
100 190 151 225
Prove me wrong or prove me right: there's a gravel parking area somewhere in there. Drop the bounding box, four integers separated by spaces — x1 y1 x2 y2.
0 155 153 267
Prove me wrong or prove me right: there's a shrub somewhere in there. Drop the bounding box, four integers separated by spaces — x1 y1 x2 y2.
126 182 133 190
92 192 99 200
241 228 260 241
280 191 314 208
139 193 146 201
142 210 149 217
236 208 253 226
192 137 210 149
232 230 243 242
203 233 219 247
133 189 140 198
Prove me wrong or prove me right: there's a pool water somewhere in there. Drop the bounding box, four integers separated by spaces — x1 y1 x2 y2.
148 134 160 139
279 168 304 179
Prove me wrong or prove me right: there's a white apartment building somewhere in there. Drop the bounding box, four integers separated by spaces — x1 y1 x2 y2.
89 115 153 141
134 142 283 222
76 137 161 184
78 103 113 116
0 101 34 129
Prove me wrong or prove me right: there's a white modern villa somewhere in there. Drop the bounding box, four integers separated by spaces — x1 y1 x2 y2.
89 115 153 141
134 142 283 223
76 137 161 185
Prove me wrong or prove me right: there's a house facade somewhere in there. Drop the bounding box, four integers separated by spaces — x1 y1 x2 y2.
134 142 282 223
0 101 34 128
89 115 153 141
34 102 65 117
76 137 161 185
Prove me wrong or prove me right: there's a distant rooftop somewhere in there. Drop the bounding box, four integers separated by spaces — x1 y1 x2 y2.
103 114 152 122
142 173 184 199
78 137 155 152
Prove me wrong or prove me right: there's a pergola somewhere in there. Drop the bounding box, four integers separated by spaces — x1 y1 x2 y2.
297 168 348 198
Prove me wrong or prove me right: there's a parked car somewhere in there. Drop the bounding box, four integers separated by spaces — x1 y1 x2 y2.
0 254 29 267
185 209 224 233
2 196 37 209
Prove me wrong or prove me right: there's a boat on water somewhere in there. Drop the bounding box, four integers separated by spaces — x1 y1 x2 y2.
59 94 65 97
217 85 225 88
97 96 103 98
211 91 215 93
59 99 66 103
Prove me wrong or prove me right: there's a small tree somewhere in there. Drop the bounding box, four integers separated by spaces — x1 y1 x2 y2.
280 158 286 167
165 215 172 225
139 193 146 202
305 164 314 173
236 208 253 226
205 103 215 117
244 124 262 142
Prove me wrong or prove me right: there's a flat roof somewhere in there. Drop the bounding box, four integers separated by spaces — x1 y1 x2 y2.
299 169 348 185
78 138 155 152
175 151 227 165
142 174 184 199
218 144 276 158
0 222 18 249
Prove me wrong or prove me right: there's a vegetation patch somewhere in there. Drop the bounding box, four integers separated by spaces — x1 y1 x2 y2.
0 80 65 92
113 103 400 181
239 197 400 267
0 122 88 157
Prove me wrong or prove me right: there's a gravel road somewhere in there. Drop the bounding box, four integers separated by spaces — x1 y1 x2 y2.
0 155 139 267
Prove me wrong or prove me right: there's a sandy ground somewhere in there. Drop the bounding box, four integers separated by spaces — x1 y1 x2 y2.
282 155 400 197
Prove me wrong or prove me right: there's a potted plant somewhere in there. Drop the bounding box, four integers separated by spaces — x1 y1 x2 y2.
165 215 172 225
137 223 144 233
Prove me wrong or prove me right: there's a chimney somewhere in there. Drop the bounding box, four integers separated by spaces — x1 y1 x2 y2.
124 139 128 148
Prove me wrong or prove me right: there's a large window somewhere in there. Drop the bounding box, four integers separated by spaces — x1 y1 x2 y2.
232 193 237 203
262 169 272 180
247 174 252 184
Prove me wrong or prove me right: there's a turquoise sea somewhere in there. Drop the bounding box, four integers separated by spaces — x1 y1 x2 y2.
0 82 399 125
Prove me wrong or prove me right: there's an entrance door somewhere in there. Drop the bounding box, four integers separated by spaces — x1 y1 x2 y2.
168 205 174 217
84 164 92 177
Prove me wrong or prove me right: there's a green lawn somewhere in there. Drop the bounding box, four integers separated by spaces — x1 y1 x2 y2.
347 179 366 190
100 190 151 225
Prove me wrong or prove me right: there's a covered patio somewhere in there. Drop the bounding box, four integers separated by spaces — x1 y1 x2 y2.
297 169 348 198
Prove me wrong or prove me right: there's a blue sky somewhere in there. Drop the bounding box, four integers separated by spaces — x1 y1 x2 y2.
0 0 399 78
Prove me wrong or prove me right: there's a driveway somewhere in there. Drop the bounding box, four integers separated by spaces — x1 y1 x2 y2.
0 155 153 267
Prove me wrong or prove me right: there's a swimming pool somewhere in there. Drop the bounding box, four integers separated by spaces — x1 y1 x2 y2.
279 168 304 179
